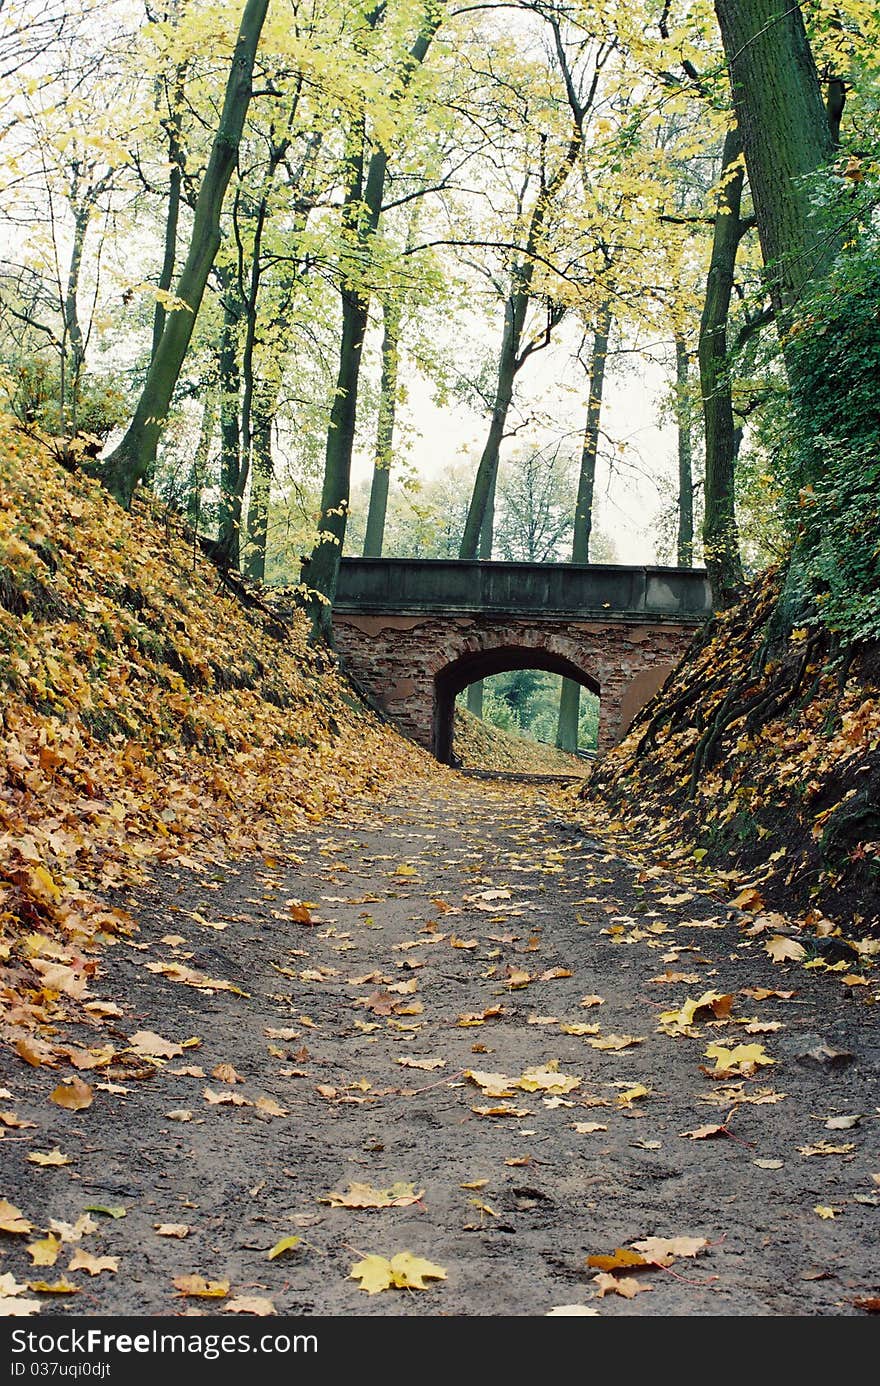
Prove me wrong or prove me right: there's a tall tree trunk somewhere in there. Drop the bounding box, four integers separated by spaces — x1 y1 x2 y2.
363 299 401 556
459 21 589 559
216 294 242 563
699 125 746 607
62 205 90 432
713 0 837 330
675 333 694 567
96 0 269 506
151 72 186 361
557 302 612 752
243 381 274 580
185 384 216 530
304 13 441 639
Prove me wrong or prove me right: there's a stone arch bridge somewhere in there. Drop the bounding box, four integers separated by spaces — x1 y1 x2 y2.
332 558 712 762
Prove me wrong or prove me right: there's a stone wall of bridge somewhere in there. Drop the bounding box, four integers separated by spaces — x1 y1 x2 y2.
332 611 698 761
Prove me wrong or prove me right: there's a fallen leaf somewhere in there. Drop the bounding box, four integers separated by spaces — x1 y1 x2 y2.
616 1085 650 1108
84 1205 126 1219
350 1251 446 1294
753 1158 784 1170
320 1182 423 1210
396 1057 445 1071
48 1216 96 1243
28 1279 80 1294
267 1236 300 1260
288 903 314 923
68 1250 118 1276
631 1236 709 1263
254 1095 288 1117
0 1296 41 1315
26 1237 59 1267
223 1296 276 1315
155 1224 189 1238
26 1149 72 1168
0 1200 33 1235
465 1070 515 1098
173 1275 230 1298
517 1063 580 1095
165 1109 193 1122
587 1248 651 1272
212 1063 244 1085
764 936 807 963
679 1124 728 1140
472 1104 531 1118
573 1122 607 1134
825 1114 861 1130
49 1079 93 1111
546 1305 600 1315
703 1042 774 1077
592 1272 651 1298
814 1206 837 1219
798 1141 855 1157
0 1111 36 1130
128 1030 183 1060
586 1034 644 1051
579 995 605 1008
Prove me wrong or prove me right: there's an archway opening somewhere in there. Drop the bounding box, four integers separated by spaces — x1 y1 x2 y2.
434 645 600 769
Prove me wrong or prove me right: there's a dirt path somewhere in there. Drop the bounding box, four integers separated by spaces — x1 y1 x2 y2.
2 778 878 1316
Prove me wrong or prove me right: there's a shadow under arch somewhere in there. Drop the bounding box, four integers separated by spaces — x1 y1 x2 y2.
433 644 600 765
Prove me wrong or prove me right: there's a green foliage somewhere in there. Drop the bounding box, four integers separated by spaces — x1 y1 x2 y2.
781 151 880 641
457 669 599 751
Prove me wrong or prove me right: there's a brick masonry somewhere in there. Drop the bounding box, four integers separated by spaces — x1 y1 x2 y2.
332 611 698 760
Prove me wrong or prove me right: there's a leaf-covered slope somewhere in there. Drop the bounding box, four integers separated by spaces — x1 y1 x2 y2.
581 570 880 932
453 707 587 776
0 423 431 1052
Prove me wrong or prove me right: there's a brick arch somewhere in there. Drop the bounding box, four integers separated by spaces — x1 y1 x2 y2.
433 642 601 765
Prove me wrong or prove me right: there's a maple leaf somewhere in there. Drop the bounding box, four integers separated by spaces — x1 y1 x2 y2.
516 1063 581 1094
128 1030 183 1059
573 1122 607 1134
579 994 605 1008
798 1141 855 1157
320 1182 423 1210
559 1022 601 1036
616 1084 650 1107
547 1305 600 1315
592 1272 651 1298
155 1224 189 1238
465 1070 515 1097
211 1062 244 1084
0 1200 33 1235
586 1034 644 1051
173 1275 230 1298
472 1104 531 1118
814 1206 837 1219
0 1111 36 1130
0 1296 41 1316
223 1296 277 1315
49 1078 93 1111
764 936 807 963
703 1042 774 1077
457 1006 503 1026
350 1252 446 1294
396 1055 445 1071
28 1279 80 1294
631 1236 709 1263
68 1250 118 1276
48 1215 96 1243
27 1149 72 1167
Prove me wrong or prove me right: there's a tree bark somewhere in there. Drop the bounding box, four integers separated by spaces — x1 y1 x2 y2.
363 299 401 556
699 125 746 607
216 292 242 564
185 384 216 530
675 334 694 567
151 77 185 361
96 0 269 506
557 302 612 752
713 0 837 329
243 381 274 580
304 12 441 639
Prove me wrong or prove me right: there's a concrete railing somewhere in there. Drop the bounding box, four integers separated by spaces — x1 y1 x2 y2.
334 558 712 621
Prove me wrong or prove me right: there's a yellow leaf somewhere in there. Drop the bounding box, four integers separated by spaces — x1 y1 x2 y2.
631 1236 709 1262
814 1206 836 1219
616 1084 650 1107
464 1070 515 1097
154 1224 189 1238
592 1271 652 1298
49 1078 93 1111
396 1056 445 1071
0 1200 33 1235
350 1252 446 1293
128 1030 183 1059
516 1064 581 1094
223 1296 276 1315
320 1182 423 1210
28 1279 80 1294
586 1034 644 1051
587 1248 651 1272
764 936 807 963
67 1250 118 1276
173 1275 230 1298
703 1042 774 1075
267 1235 300 1260
27 1150 72 1167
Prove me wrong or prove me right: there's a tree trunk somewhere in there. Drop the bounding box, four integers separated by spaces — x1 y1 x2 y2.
699 125 745 607
62 206 90 432
675 334 694 567
557 302 611 752
96 0 269 506
243 382 274 581
363 299 401 556
304 14 441 639
151 93 184 361
713 0 837 329
185 385 216 530
216 294 242 565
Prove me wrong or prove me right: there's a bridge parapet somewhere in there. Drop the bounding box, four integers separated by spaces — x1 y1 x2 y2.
334 557 711 621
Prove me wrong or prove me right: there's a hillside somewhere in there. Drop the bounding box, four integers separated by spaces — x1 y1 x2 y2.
0 423 432 1059
453 706 588 776
580 569 880 933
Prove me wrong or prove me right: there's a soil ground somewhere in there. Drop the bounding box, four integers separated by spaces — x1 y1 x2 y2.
1 777 878 1317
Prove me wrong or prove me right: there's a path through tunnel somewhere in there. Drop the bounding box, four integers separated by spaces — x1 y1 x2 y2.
433 645 601 766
